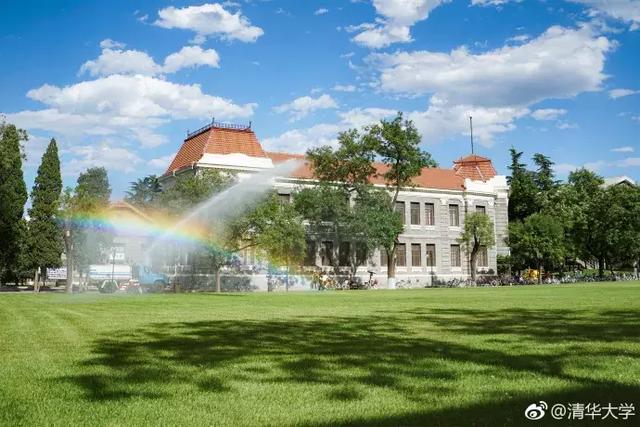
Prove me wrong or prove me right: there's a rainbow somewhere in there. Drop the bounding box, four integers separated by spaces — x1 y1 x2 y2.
61 209 223 249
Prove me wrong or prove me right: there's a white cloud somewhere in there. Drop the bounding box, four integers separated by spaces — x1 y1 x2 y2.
608 88 639 99
149 154 176 170
80 45 220 76
154 3 264 43
350 0 448 48
407 99 530 146
99 39 126 49
370 25 613 107
80 48 161 76
556 122 579 130
274 94 338 121
611 146 635 153
162 46 220 73
332 84 357 92
473 0 640 30
315 8 329 15
7 74 255 148
64 144 142 176
531 108 568 120
571 0 640 30
617 157 640 167
263 107 396 152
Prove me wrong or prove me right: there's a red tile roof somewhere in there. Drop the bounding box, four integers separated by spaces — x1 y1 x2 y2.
453 154 497 181
165 124 266 175
164 124 494 191
266 152 466 191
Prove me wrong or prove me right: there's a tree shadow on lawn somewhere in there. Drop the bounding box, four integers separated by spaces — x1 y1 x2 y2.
58 308 640 425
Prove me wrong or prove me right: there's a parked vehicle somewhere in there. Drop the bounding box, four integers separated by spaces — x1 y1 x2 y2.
89 264 169 293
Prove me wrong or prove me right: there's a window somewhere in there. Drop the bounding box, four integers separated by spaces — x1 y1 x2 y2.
304 241 316 266
277 193 290 204
321 241 333 266
450 245 461 267
478 246 489 267
476 205 486 215
411 244 421 267
395 201 406 224
425 203 435 226
426 244 436 267
449 204 460 226
396 243 406 267
410 202 420 225
339 242 350 267
380 248 388 267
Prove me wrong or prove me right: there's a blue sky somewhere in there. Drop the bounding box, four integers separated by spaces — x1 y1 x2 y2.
1 0 638 198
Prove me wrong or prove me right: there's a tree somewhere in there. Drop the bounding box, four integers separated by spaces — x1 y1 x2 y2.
507 147 539 221
156 170 233 214
366 113 437 287
0 121 28 285
509 213 565 283
459 212 496 282
63 168 113 285
230 193 306 291
155 170 236 291
304 113 436 287
125 175 161 208
532 153 559 209
28 139 63 292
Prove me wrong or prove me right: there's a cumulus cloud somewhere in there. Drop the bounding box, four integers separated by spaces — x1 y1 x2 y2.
263 107 396 152
608 88 639 99
99 39 126 49
64 144 142 175
473 0 640 30
273 94 338 121
154 3 264 43
162 46 220 73
80 42 220 76
370 25 613 106
572 0 640 30
531 108 568 120
349 0 448 48
7 74 256 148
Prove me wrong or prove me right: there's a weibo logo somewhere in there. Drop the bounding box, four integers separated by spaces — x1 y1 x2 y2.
524 401 548 420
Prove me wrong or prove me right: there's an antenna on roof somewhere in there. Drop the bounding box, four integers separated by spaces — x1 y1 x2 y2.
469 116 474 155
211 116 215 124
249 121 252 129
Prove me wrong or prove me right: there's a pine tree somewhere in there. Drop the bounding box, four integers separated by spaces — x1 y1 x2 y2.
0 121 28 284
28 138 63 291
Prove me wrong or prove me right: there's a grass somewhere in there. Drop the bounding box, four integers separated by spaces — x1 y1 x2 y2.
1 283 639 426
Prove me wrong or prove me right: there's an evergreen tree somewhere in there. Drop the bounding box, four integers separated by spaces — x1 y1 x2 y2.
0 121 28 284
125 175 162 208
507 147 539 221
532 153 558 193
28 139 63 291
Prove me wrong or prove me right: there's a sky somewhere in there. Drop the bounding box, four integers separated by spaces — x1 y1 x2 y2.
1 0 639 199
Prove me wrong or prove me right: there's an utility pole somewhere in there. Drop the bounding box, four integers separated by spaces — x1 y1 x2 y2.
469 116 474 155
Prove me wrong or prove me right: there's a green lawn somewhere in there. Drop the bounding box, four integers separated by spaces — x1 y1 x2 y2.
1 283 639 426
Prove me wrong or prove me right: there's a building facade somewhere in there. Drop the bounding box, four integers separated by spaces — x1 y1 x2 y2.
162 121 510 287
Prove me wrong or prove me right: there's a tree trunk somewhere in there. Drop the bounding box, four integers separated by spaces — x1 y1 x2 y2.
33 268 40 293
538 261 543 284
598 257 605 278
215 268 221 293
386 246 397 289
470 252 477 283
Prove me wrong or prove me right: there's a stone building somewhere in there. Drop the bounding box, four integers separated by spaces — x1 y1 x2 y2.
161 121 509 287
